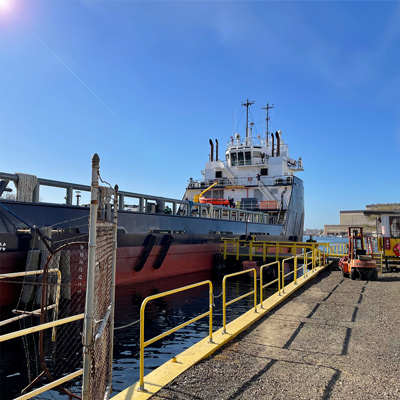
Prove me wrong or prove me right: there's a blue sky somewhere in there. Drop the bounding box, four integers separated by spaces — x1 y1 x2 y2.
0 0 399 229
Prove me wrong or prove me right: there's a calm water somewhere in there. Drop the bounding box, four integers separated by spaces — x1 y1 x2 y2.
1 236 344 399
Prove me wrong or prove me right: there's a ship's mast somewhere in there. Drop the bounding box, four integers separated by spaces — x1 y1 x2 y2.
241 98 254 139
262 102 274 148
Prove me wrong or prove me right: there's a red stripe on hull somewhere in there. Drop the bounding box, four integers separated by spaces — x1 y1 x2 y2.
0 243 220 307
115 243 220 285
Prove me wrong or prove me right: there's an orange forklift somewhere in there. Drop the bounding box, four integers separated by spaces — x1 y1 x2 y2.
339 227 378 280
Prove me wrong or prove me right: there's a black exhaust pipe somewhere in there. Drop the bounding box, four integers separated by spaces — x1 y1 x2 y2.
215 139 219 161
275 131 280 157
209 139 214 161
271 133 275 157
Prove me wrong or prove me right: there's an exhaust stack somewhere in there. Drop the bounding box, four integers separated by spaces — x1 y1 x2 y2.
271 133 275 157
209 139 214 161
215 139 219 161
275 131 280 157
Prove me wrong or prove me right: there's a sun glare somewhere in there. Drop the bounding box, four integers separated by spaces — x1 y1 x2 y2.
0 0 10 10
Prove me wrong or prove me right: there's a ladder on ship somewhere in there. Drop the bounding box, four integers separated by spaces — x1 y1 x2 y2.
257 180 279 202
218 160 236 185
278 209 286 224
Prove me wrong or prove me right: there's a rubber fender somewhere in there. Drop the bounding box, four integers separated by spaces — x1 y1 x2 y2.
153 234 173 269
134 234 157 272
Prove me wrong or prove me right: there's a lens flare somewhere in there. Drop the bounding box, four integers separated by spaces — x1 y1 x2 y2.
0 0 10 11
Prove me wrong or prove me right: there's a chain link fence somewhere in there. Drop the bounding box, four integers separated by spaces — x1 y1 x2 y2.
1 154 118 400
0 240 88 399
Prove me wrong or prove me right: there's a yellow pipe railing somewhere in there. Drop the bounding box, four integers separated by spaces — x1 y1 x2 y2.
220 240 325 262
281 255 296 293
0 314 84 343
280 248 327 293
0 310 84 399
14 369 83 400
222 269 257 334
138 280 213 392
260 261 280 307
0 268 63 338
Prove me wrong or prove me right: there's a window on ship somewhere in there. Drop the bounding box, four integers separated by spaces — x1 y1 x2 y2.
245 151 251 165
231 153 237 166
215 171 222 178
261 168 268 176
238 152 244 166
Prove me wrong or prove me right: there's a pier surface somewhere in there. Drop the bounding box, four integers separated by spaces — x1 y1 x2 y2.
151 269 400 400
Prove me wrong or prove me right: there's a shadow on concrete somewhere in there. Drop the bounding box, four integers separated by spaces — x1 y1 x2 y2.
351 306 359 322
342 327 351 355
377 276 400 282
225 359 277 400
322 369 342 400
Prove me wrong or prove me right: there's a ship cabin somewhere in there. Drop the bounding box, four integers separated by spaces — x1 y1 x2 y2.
184 130 304 225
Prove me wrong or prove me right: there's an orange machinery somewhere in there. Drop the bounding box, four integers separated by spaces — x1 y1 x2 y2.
339 227 377 280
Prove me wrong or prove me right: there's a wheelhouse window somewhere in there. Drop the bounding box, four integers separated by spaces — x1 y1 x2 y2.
238 152 244 166
231 153 237 166
245 151 251 165
390 217 400 238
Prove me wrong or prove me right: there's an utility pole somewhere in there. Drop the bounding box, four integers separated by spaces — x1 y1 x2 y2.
241 98 254 139
262 102 274 144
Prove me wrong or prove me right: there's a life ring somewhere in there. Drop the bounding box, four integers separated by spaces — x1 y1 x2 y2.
394 243 400 257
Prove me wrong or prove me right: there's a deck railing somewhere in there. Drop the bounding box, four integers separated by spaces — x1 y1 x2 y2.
0 172 273 227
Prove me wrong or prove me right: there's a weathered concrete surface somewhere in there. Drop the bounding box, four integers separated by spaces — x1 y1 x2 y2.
152 269 400 400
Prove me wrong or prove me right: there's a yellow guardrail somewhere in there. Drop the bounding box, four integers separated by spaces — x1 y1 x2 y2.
321 243 348 257
280 249 326 293
0 268 84 399
260 261 280 307
132 246 333 397
14 369 83 400
138 280 213 392
0 269 62 341
220 239 326 262
222 269 257 334
281 255 296 293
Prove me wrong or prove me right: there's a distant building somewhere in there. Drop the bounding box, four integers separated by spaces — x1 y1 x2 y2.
324 203 400 236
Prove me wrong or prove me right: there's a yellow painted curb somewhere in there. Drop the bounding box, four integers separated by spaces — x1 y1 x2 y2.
111 264 329 400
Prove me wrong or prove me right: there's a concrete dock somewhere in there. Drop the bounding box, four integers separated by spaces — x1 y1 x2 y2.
151 268 400 399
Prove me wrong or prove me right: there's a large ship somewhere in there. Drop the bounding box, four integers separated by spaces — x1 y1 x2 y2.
0 100 304 307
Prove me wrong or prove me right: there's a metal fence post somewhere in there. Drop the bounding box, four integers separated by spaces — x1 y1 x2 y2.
82 154 100 400
107 185 118 394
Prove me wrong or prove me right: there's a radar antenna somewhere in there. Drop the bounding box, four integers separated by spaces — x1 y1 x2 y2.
241 98 254 139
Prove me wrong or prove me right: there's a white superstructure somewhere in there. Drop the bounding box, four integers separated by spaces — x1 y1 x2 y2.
184 101 304 224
